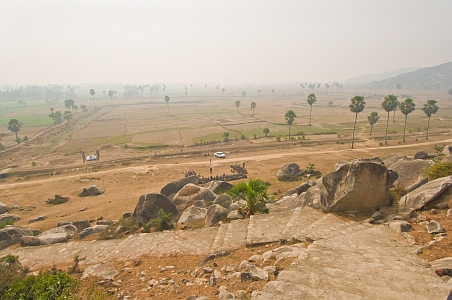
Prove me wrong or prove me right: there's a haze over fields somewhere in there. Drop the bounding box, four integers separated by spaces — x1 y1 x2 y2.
1 0 452 85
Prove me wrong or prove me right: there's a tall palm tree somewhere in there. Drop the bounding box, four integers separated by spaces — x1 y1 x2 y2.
399 98 415 142
422 100 439 140
164 95 170 114
227 179 270 218
108 90 114 104
285 110 296 140
306 94 316 126
381 95 398 145
392 99 399 122
89 89 96 107
349 96 366 149
250 102 256 116
367 112 379 135
235 100 241 113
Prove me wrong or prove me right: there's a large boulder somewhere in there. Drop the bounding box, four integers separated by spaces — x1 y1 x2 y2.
301 186 322 210
177 205 207 224
160 175 200 200
203 181 234 194
213 194 233 209
20 236 47 247
172 184 217 212
399 176 452 216
382 153 410 169
414 150 429 160
40 224 78 239
443 145 452 155
133 193 179 225
310 157 398 212
0 225 34 250
38 232 68 244
0 202 8 214
388 159 433 192
78 225 109 239
58 220 91 233
276 163 304 178
205 204 229 227
81 185 104 196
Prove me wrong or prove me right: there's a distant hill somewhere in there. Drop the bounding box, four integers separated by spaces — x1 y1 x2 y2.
362 62 452 90
344 67 421 85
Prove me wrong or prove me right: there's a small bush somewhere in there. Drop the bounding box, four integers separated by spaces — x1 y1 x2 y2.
99 217 139 240
276 136 281 142
424 162 452 181
277 174 302 182
0 219 14 229
143 209 174 232
46 195 69 205
22 136 28 142
0 255 28 296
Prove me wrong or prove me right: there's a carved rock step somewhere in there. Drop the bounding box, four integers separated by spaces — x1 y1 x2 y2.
246 211 294 246
279 206 324 243
209 223 229 253
255 226 452 300
222 219 249 250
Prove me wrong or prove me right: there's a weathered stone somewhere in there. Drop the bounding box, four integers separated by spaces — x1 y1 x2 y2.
230 203 239 211
240 272 252 282
388 221 412 233
268 195 304 212
294 183 312 195
218 285 236 300
173 184 217 212
41 224 78 239
0 202 8 214
160 175 200 200
0 213 21 223
226 210 244 220
204 181 234 194
0 226 33 239
414 150 429 160
382 153 410 169
388 159 433 192
371 211 385 221
307 157 397 212
263 266 278 276
213 194 233 209
399 176 452 216
178 205 207 224
82 263 118 280
193 200 207 208
20 236 47 247
205 204 229 227
78 225 108 239
276 163 304 178
133 193 179 225
28 215 46 223
86 185 104 196
301 187 322 209
245 264 269 281
426 221 446 234
97 220 118 226
38 232 68 244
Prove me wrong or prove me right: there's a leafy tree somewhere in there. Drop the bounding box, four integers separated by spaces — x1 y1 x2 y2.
399 98 415 142
64 99 74 111
367 112 379 135
72 104 78 114
222 88 225 95
63 111 72 126
349 96 366 149
251 102 256 116
235 100 241 113
54 111 62 124
164 95 170 114
285 110 296 140
7 119 21 142
108 90 114 104
89 89 96 106
381 95 398 145
80 104 88 112
223 132 230 141
396 84 401 91
227 179 270 218
306 93 316 126
328 101 333 106
242 91 246 97
263 128 270 137
422 99 439 140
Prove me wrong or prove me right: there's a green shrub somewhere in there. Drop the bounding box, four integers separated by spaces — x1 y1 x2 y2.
22 136 28 142
46 195 69 205
144 209 174 232
0 219 14 229
276 136 281 142
4 268 77 300
0 255 28 296
277 174 302 182
424 162 452 180
227 179 272 217
99 217 139 240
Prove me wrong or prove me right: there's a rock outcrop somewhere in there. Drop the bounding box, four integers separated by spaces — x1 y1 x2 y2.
205 204 229 227
160 175 200 200
388 159 433 192
133 193 179 225
177 205 207 224
172 184 217 212
276 163 304 178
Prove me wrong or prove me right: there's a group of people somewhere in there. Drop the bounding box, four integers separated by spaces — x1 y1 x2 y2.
183 163 248 184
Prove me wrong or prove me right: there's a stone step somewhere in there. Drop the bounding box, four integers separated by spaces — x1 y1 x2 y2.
246 211 294 246
209 223 229 253
292 213 370 242
279 206 325 244
222 219 249 250
255 226 452 299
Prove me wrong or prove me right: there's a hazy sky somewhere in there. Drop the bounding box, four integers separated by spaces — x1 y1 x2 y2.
1 0 451 85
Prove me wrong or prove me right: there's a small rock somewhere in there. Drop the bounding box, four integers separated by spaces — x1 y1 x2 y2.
388 221 412 233
240 272 252 282
435 203 449 210
263 266 278 276
426 221 446 234
371 211 385 221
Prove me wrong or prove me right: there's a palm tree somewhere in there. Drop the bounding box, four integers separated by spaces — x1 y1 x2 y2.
349 96 366 149
306 94 316 126
367 112 379 135
7 119 21 142
285 110 296 140
263 128 270 137
251 102 256 116
89 89 96 106
422 100 439 140
392 99 399 122
325 83 330 94
63 111 73 126
164 95 170 114
227 179 269 218
235 100 241 113
108 90 114 104
381 95 398 145
399 98 415 142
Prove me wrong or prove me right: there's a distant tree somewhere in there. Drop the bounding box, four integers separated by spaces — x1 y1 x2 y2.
18 100 23 107
349 96 366 149
235 100 241 113
367 112 379 135
48 108 55 123
396 84 401 91
285 110 296 140
222 88 225 96
399 98 416 142
72 104 78 114
272 89 275 95
325 83 330 93
328 101 333 106
449 89 452 100
89 89 96 106
64 99 75 111
164 95 170 114
381 95 398 145
63 111 73 126
242 91 246 97
422 99 439 140
103 90 106 98
54 111 62 124
306 94 316 126
223 132 230 141
7 119 21 142
258 89 261 96
251 102 256 116
263 127 270 137
108 90 114 104
80 104 88 112
317 83 321 89
392 99 399 122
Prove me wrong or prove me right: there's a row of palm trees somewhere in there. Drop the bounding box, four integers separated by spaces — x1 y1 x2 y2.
350 95 439 149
